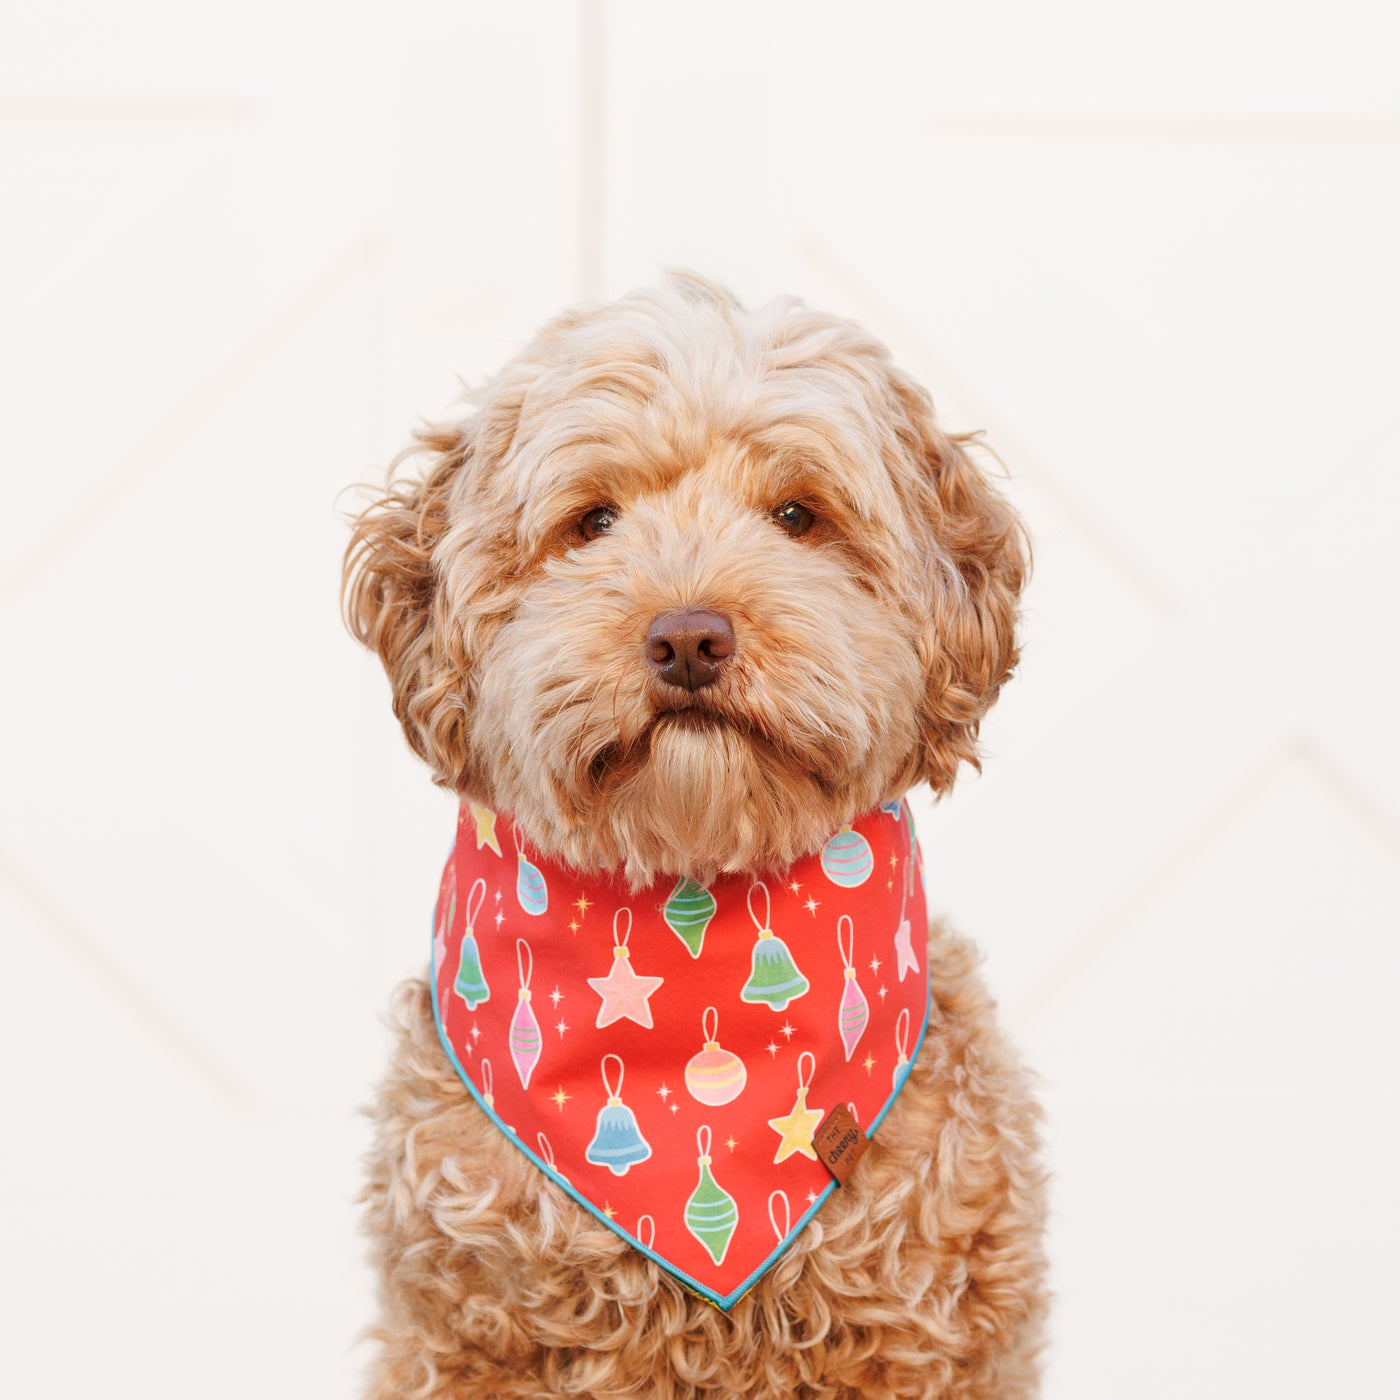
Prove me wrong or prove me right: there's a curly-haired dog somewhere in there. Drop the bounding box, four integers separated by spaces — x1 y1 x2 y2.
344 275 1045 1399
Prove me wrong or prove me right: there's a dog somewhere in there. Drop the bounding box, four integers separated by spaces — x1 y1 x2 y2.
343 274 1046 1399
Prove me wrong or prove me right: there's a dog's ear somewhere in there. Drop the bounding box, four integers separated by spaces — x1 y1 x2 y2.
887 372 1029 795
342 421 477 788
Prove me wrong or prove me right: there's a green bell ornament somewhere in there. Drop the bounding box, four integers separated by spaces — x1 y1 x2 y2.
739 880 809 1012
454 877 490 1010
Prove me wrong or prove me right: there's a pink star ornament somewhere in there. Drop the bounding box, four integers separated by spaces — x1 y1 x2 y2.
588 908 665 1029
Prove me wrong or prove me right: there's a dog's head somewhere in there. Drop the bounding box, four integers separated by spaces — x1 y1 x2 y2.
344 276 1026 883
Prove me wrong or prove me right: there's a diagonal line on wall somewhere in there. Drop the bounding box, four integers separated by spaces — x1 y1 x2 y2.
0 230 384 610
1292 735 1400 868
1012 738 1296 1030
800 239 1186 621
923 109 1400 146
0 841 246 1105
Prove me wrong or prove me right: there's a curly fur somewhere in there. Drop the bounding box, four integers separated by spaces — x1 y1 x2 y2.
365 931 1044 1400
344 275 1045 1397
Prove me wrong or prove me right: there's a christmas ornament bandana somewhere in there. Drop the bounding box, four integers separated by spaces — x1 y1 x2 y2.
431 800 931 1310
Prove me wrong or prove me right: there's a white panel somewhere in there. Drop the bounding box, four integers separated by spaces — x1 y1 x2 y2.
0 882 213 1108
810 137 1400 616
0 273 389 1107
1031 753 1400 1395
0 1107 374 1400
773 0 1400 114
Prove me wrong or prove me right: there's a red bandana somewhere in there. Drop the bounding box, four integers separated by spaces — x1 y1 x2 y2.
431 801 931 1309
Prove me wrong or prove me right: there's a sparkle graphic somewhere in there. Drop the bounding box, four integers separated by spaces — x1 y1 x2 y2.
549 986 564 1007
574 893 592 916
803 896 820 915
766 1041 780 1058
568 919 580 934
869 954 882 974
551 1085 571 1111
788 880 801 895
494 910 505 928
669 1102 679 1114
470 1024 481 1041
862 1053 876 1075
725 1136 738 1152
657 1082 672 1101
806 1190 818 1205
495 888 502 901
889 852 898 869
555 1018 568 1038
887 879 893 891
878 984 888 1001
780 1021 796 1040
602 1202 616 1220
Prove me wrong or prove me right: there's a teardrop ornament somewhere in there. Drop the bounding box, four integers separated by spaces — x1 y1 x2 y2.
664 877 716 958
684 1126 738 1265
836 915 870 1060
509 938 542 1088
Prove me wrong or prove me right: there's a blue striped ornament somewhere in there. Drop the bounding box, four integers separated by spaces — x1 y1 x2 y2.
516 854 548 915
820 826 873 887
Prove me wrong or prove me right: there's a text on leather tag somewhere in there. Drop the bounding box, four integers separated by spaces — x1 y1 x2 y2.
814 1103 869 1186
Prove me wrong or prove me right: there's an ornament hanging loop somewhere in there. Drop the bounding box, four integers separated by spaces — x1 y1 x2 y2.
636 1214 655 1249
601 1052 625 1101
536 1131 556 1169
465 877 487 931
796 1050 816 1094
702 1005 720 1045
613 906 632 948
697 1124 712 1161
768 1189 791 1242
516 937 533 992
746 880 771 934
837 914 856 971
481 1058 494 1099
896 1006 911 1059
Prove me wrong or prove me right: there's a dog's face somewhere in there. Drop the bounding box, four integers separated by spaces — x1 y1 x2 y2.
345 277 1025 883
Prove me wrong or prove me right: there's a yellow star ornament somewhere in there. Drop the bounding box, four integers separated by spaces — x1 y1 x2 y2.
469 803 502 856
767 1089 823 1164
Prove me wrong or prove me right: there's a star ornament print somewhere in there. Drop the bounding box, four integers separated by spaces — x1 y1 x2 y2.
431 800 932 1310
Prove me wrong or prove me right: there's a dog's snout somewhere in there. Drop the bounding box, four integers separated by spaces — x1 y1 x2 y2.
644 609 734 691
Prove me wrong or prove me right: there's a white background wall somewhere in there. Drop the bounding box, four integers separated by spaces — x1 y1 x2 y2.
2 4 1398 1396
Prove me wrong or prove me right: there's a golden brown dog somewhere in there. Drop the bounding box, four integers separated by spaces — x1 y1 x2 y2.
344 274 1046 1399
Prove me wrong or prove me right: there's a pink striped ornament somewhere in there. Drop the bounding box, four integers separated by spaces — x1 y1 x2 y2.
509 938 542 1088
835 915 870 1061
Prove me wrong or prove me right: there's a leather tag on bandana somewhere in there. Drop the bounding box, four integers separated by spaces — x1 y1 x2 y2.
814 1103 869 1186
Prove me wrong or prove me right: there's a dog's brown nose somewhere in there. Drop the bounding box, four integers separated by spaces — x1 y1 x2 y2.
645 609 735 691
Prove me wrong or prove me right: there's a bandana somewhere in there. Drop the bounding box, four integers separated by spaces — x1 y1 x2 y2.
430 800 931 1310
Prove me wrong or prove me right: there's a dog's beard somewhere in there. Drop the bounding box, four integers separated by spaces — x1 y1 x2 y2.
473 653 917 884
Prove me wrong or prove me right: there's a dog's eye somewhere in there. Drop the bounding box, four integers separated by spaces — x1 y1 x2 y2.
580 506 618 541
772 502 815 538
